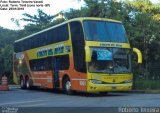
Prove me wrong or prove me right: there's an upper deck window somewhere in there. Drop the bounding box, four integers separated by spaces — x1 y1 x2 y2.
14 24 69 53
84 20 128 43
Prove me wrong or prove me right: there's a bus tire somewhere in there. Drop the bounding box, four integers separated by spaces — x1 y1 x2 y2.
25 76 31 89
20 76 25 89
64 77 72 95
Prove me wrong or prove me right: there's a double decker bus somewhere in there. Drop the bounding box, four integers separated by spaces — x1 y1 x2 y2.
13 17 142 94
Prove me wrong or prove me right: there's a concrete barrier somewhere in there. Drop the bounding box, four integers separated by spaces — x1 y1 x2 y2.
0 75 9 91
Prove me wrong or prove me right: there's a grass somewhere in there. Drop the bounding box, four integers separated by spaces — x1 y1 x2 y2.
134 79 160 90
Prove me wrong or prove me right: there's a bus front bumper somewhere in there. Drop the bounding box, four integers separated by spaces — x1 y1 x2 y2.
87 82 132 92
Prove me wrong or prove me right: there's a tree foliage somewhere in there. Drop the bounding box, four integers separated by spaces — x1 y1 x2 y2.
0 27 16 79
0 9 65 80
21 9 55 25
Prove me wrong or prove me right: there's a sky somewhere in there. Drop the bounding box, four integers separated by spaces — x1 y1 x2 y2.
0 0 85 30
0 0 159 30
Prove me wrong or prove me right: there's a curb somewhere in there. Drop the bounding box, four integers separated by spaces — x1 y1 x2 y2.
0 85 9 91
116 90 160 94
8 85 20 89
144 90 160 94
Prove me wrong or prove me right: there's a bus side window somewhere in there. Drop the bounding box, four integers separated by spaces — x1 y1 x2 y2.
29 57 52 71
70 21 86 73
58 55 70 70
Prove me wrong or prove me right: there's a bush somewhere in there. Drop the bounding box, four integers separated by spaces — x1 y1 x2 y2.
134 79 160 90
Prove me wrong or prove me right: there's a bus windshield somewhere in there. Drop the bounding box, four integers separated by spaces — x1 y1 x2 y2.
84 20 128 43
88 48 131 74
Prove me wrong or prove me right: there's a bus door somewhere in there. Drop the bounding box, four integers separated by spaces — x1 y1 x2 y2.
53 57 60 88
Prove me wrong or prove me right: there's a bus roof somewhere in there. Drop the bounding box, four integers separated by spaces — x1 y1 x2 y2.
14 17 122 43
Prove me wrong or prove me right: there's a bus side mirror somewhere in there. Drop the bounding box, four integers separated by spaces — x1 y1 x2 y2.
133 48 142 63
85 46 91 62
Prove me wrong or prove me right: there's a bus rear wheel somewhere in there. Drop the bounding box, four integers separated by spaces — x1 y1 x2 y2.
64 78 72 95
20 77 25 89
25 77 31 89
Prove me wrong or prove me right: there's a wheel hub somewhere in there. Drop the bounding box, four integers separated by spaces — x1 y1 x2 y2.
66 81 71 91
20 79 23 87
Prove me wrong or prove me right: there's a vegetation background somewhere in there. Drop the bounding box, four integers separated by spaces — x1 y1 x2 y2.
0 0 159 89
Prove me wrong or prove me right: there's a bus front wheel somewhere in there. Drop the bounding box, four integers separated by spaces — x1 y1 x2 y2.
64 78 72 95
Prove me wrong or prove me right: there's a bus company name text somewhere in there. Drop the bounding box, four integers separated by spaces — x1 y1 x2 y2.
100 43 122 47
37 44 70 58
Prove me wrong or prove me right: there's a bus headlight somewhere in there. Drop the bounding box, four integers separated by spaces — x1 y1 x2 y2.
90 79 103 84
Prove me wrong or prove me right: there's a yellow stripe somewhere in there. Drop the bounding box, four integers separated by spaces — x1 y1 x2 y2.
27 41 70 60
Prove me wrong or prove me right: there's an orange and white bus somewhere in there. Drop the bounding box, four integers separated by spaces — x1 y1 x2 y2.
13 17 142 94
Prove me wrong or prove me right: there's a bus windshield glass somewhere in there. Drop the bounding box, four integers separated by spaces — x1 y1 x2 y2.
84 20 128 43
88 48 131 74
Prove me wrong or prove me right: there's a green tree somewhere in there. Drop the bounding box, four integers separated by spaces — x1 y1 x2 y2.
21 9 55 25
0 27 20 79
21 9 56 34
125 0 160 79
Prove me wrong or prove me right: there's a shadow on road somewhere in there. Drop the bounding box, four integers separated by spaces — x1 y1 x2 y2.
12 87 128 97
71 92 127 97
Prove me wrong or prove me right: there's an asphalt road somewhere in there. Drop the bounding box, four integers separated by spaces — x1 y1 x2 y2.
0 87 160 113
0 86 160 107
